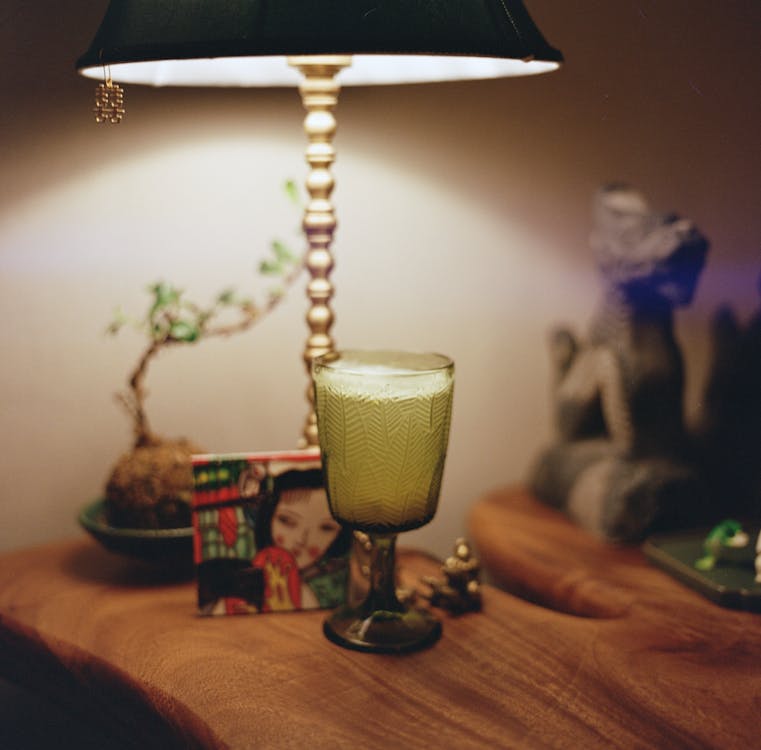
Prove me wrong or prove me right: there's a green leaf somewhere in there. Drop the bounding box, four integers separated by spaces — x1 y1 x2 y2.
106 307 128 335
148 282 181 324
259 259 282 275
150 282 178 307
169 320 200 342
216 288 236 305
271 240 295 264
283 179 300 205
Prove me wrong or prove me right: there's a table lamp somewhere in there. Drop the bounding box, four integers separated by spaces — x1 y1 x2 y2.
76 0 563 447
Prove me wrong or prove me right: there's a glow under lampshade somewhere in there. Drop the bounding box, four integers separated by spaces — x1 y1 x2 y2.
75 0 562 447
76 0 563 86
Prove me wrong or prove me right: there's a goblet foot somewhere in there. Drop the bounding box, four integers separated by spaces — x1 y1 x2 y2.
324 604 441 654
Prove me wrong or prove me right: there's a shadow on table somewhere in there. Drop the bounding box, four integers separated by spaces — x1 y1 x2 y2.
61 541 194 588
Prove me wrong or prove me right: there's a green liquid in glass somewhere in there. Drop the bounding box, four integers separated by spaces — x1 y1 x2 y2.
314 351 454 533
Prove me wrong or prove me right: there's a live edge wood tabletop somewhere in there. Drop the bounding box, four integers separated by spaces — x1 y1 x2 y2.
0 488 759 750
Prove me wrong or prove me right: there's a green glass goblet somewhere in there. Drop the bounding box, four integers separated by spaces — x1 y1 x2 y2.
313 349 454 653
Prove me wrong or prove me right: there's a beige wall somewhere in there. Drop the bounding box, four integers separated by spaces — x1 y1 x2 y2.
1 1 759 557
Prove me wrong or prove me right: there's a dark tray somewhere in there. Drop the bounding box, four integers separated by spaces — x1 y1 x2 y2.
644 527 761 612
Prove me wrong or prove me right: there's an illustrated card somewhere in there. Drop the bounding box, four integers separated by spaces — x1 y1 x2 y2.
192 448 351 615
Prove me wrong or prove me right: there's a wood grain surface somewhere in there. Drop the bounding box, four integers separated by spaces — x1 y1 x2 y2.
469 487 761 749
0 494 759 749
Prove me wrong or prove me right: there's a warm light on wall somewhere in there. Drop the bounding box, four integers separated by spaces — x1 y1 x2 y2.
76 0 563 445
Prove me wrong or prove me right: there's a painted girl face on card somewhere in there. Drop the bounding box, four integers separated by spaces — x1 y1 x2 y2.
271 486 341 570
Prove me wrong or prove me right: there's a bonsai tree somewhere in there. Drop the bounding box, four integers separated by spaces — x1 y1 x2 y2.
104 182 303 529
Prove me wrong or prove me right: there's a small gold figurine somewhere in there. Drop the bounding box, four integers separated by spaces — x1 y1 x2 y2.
422 537 482 614
94 78 125 124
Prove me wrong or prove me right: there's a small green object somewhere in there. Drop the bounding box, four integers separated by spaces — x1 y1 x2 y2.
695 520 749 572
645 528 761 612
694 555 715 572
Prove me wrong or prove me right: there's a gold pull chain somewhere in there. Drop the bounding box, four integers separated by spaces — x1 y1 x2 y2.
94 65 125 124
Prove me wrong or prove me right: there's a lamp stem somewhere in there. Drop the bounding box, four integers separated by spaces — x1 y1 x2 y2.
288 56 352 448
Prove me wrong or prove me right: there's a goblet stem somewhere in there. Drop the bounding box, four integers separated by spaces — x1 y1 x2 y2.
361 534 403 615
323 531 441 653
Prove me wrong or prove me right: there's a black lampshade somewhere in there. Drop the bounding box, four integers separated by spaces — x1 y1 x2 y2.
76 0 563 86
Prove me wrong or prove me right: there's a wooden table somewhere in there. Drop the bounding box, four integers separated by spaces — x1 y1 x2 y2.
0 490 759 749
468 487 761 749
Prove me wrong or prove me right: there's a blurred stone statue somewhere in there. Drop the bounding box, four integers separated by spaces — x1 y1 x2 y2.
696 273 761 520
529 184 710 542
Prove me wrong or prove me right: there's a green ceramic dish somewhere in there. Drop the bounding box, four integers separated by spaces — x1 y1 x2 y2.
79 498 193 567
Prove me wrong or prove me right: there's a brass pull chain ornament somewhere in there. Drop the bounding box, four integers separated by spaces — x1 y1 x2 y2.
94 69 125 124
